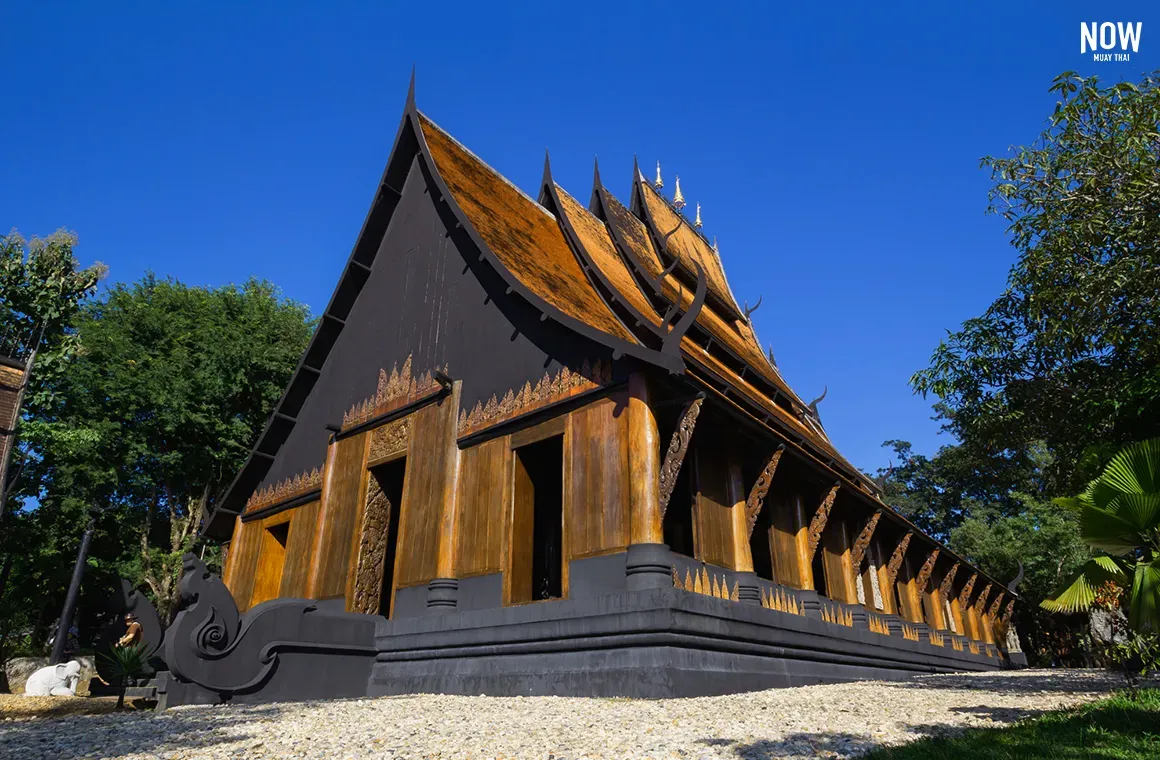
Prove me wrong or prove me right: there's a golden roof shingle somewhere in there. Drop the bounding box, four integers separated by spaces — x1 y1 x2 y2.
419 114 637 345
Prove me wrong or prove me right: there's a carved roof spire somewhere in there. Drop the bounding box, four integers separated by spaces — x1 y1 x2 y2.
654 161 664 190
673 175 686 210
712 236 719 254
694 202 703 228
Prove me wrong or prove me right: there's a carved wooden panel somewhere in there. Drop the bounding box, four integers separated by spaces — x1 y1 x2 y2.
915 548 939 593
458 359 611 437
975 582 994 613
368 417 412 466
350 476 393 614
1001 598 1016 626
658 396 703 515
939 561 961 600
745 448 783 538
343 355 444 430
849 510 881 571
806 483 840 558
246 467 323 513
885 532 912 587
958 572 979 610
988 590 1005 618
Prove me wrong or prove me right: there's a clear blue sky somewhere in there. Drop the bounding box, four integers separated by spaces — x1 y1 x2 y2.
3 3 1156 473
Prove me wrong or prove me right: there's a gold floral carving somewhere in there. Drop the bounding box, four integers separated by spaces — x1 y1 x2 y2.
1001 599 1016 626
988 590 1005 618
849 511 882 571
939 561 961 600
658 396 703 515
974 582 994 612
806 483 841 558
915 549 940 593
245 467 323 512
885 532 913 588
350 474 393 615
457 359 611 437
958 572 979 610
744 448 784 538
368 417 411 465
343 355 444 430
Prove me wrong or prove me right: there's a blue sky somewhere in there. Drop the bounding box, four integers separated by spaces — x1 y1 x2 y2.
3 3 1156 473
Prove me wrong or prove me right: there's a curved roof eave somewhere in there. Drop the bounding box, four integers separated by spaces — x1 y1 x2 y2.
412 106 685 375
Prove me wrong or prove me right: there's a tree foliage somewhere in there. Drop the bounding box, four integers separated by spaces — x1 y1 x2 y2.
911 71 1160 491
1043 438 1160 634
2 273 312 649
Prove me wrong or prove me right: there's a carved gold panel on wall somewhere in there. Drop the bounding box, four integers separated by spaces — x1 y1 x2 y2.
350 474 393 615
368 417 412 466
343 355 444 431
245 467 323 513
458 359 611 437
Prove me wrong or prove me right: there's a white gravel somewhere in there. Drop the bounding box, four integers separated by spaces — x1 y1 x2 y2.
0 669 1123 759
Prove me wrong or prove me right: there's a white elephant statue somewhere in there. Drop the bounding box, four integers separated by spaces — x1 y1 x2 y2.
22 661 82 697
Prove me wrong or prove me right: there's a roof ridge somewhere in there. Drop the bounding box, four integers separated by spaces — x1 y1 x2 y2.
417 110 557 223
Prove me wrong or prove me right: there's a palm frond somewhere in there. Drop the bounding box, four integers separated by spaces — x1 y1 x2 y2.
1041 556 1128 614
1128 558 1160 633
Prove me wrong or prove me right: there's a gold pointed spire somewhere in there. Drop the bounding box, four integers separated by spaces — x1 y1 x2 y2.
654 161 664 190
694 202 702 228
673 175 685 210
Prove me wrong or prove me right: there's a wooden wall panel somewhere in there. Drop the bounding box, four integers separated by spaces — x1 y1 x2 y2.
308 432 370 600
769 493 811 589
821 517 857 604
279 499 320 598
226 518 262 612
506 448 535 604
454 437 509 576
896 556 925 624
394 393 458 588
692 446 736 569
566 396 630 559
250 513 291 608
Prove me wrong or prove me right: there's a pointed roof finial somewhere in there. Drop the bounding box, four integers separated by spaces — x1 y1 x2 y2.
654 161 664 190
673 175 686 210
694 202 703 228
712 236 719 254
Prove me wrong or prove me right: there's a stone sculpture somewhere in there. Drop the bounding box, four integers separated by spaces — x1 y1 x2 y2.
23 661 82 697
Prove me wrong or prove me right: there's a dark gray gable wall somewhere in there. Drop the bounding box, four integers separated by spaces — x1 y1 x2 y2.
259 153 607 489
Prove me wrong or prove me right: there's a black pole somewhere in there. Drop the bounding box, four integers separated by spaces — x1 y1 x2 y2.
50 513 95 665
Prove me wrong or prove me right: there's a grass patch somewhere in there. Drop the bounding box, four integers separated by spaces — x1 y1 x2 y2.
865 688 1160 759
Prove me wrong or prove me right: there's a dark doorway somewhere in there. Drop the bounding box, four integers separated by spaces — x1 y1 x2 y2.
512 435 564 602
812 549 828 598
749 510 774 582
371 458 406 617
663 461 695 557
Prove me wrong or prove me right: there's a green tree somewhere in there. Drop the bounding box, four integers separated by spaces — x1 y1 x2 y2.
11 275 313 626
911 71 1160 492
1043 438 1160 634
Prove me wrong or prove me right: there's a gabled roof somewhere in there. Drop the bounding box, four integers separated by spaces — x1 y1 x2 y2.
633 170 745 321
203 75 1013 598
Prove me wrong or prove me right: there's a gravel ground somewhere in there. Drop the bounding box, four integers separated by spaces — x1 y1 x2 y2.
0 669 1123 759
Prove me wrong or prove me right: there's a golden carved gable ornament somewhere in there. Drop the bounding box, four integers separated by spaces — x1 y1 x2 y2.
915 548 940 593
658 396 704 516
885 532 913 587
805 483 841 558
958 572 979 610
849 510 882 571
744 447 784 538
939 561 961 600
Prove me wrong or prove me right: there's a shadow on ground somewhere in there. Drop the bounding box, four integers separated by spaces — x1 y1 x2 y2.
0 703 291 760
